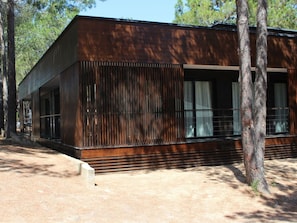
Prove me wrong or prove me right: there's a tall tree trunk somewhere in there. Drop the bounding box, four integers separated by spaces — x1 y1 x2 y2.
236 0 255 185
236 0 270 194
6 0 16 138
253 0 269 194
0 1 5 132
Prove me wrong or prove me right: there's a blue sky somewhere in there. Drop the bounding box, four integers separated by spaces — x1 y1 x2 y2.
80 0 177 23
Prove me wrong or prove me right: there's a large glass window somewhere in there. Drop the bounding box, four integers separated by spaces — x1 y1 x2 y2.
232 81 289 135
184 81 213 137
40 88 60 139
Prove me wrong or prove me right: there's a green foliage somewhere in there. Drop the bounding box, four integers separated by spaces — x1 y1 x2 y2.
174 0 236 26
174 0 297 30
15 0 96 84
251 179 260 195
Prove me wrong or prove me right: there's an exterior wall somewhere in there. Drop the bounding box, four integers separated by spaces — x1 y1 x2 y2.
288 68 297 134
77 18 238 65
80 61 184 148
31 90 40 140
60 63 82 147
18 21 79 100
80 136 297 174
76 17 297 69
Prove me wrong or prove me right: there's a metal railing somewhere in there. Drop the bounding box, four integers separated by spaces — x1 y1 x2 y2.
40 114 61 139
184 107 289 138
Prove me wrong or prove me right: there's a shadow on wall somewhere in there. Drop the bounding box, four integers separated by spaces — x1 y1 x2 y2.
80 19 240 65
82 139 243 174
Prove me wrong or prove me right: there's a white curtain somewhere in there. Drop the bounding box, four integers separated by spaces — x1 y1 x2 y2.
274 83 288 133
232 82 241 135
195 81 213 136
184 81 194 137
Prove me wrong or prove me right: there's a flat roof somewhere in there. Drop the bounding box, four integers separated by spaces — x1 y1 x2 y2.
77 15 297 37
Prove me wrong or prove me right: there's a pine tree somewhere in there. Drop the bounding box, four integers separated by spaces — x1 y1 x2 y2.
236 0 270 194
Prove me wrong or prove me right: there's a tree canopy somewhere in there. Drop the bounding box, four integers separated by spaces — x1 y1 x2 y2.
15 0 96 84
174 0 297 30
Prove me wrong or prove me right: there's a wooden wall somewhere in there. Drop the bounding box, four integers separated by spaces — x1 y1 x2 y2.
288 68 297 135
80 61 184 148
18 21 79 100
31 90 40 139
80 136 297 174
76 17 297 69
60 63 83 147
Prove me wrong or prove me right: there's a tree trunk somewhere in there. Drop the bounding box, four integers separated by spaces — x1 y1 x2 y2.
0 2 5 132
253 0 269 194
236 0 255 185
236 0 270 194
6 0 16 138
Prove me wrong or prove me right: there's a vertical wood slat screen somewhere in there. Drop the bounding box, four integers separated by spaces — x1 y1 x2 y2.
80 61 184 147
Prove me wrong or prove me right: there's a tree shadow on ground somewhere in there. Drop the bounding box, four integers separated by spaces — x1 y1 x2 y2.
224 159 297 222
0 139 78 178
183 162 247 190
226 190 297 222
226 164 246 184
0 157 78 178
0 138 58 156
182 158 297 222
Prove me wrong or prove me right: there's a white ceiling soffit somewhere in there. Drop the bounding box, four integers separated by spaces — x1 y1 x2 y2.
183 64 288 73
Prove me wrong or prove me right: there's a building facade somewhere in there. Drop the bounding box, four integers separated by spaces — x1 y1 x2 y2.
18 16 297 173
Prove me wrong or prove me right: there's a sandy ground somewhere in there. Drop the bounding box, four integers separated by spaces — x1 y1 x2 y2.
0 139 297 223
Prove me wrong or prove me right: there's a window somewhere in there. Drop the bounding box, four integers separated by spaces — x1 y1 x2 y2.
232 82 241 135
273 83 288 133
184 81 213 137
40 88 60 139
232 81 289 135
184 70 289 139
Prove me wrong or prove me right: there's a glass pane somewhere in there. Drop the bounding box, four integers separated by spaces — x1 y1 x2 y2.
232 82 241 135
195 81 213 137
184 81 194 137
274 83 288 133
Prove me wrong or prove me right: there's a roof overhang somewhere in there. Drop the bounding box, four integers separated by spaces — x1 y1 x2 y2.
183 64 288 73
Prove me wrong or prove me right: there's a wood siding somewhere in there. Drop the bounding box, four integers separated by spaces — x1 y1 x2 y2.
31 90 40 139
18 21 79 100
288 69 297 134
79 136 297 174
77 17 297 68
80 61 184 147
60 63 82 147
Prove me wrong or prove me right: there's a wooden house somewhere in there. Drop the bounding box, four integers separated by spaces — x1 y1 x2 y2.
18 16 297 173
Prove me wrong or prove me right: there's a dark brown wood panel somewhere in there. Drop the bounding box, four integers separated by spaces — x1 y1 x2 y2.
19 21 79 100
80 61 184 148
77 17 297 68
60 63 83 147
31 90 40 139
80 136 296 158
288 69 297 134
77 18 238 65
80 136 297 174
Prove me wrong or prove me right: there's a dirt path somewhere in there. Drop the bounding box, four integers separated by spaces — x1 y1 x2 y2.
0 139 296 222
